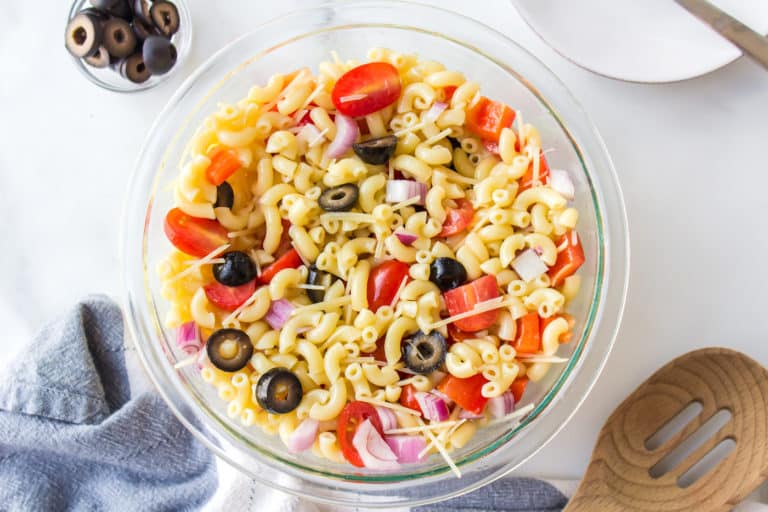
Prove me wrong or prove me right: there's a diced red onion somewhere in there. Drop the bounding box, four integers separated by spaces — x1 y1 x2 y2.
429 388 453 406
487 391 515 419
176 321 202 355
385 435 427 463
326 113 359 159
286 418 319 453
375 406 398 432
265 299 295 329
415 391 450 422
424 101 448 123
458 408 485 420
386 180 427 205
352 419 400 470
511 249 548 282
550 169 575 201
394 230 418 247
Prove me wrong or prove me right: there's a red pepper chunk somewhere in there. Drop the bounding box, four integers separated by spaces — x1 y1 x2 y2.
258 248 302 284
443 275 500 332
548 231 585 287
466 97 516 143
205 146 242 186
513 312 541 354
399 384 423 415
437 374 489 415
519 149 551 192
510 377 529 403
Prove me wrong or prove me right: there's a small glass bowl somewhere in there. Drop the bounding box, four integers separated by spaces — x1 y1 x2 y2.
66 0 192 92
122 1 629 507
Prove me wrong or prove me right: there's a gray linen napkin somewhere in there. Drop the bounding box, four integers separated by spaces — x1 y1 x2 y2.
0 296 567 512
0 295 216 512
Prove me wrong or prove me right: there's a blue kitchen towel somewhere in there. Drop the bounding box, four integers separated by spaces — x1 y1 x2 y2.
0 295 217 512
413 477 568 512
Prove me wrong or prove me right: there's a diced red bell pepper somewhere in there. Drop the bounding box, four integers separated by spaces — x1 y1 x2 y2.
443 275 500 332
437 374 489 415
548 231 585 287
466 97 516 143
258 248 302 284
519 149 550 191
510 377 529 403
205 146 242 186
513 312 541 354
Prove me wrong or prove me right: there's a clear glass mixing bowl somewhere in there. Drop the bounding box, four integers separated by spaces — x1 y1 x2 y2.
121 1 629 507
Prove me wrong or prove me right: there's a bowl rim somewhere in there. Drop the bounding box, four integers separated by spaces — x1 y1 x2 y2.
121 0 629 506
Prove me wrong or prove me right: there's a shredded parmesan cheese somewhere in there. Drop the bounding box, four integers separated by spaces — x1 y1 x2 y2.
308 127 329 148
422 128 453 147
291 296 351 315
419 418 461 477
339 93 367 103
427 296 510 330
385 420 462 435
443 171 478 185
389 276 409 309
516 355 569 364
228 228 259 239
222 286 263 326
488 403 535 426
358 397 421 416
419 419 468 458
173 354 198 370
391 196 422 211
394 121 427 138
169 244 231 283
297 284 326 291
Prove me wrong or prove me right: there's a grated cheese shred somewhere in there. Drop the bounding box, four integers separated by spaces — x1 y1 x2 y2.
291 296 351 315
170 244 231 283
358 397 421 416
385 420 462 435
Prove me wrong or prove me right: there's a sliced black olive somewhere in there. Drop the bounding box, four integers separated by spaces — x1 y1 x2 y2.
403 331 447 374
429 257 467 292
214 182 234 209
103 17 136 58
150 0 180 37
255 368 303 414
64 12 103 58
319 184 358 212
447 136 461 149
306 264 333 303
84 46 110 68
213 251 256 287
132 17 156 42
132 0 151 22
206 328 254 373
142 35 177 75
109 0 133 19
353 135 398 165
118 52 151 83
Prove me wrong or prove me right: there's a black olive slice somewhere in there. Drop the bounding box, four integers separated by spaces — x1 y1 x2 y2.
143 36 177 75
213 251 257 287
352 135 398 165
318 184 359 212
306 264 333 303
132 0 151 22
255 368 303 414
64 13 103 58
429 257 468 292
150 0 180 37
447 136 461 149
214 182 234 209
118 52 151 83
84 46 110 68
402 331 447 374
103 17 137 58
109 0 132 19
206 329 254 373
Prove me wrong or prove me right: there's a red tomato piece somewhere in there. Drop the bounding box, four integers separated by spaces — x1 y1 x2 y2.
438 199 474 237
206 146 242 186
399 384 423 415
337 401 384 467
367 260 410 312
332 62 402 117
548 231 585 287
437 374 489 415
519 149 551 192
164 208 228 258
258 248 303 285
296 110 313 126
447 323 473 345
443 275 500 332
513 312 541 354
466 97 516 143
443 85 457 101
510 377 529 403
203 279 257 312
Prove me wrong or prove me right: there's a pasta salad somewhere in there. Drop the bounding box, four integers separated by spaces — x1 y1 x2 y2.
158 48 585 475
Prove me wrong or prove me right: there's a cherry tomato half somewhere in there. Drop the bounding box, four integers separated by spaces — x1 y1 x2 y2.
332 62 402 117
443 274 500 332
258 248 303 285
399 384 423 415
164 208 228 258
367 260 410 312
337 401 384 467
203 279 257 312
438 199 474 237
437 374 489 415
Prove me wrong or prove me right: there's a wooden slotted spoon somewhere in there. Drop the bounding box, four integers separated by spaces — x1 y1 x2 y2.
565 348 768 511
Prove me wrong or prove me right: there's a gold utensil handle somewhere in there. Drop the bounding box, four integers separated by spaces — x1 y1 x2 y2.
675 0 768 71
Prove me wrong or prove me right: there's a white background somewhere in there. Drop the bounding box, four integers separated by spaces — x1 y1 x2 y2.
2 0 767 483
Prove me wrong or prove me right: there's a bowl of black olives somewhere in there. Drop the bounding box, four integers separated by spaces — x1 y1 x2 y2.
65 0 191 92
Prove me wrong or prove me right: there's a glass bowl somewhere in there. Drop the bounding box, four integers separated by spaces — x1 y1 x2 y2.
121 1 629 507
66 0 192 92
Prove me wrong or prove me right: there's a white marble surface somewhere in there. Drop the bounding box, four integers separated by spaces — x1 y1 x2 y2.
2 0 768 484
